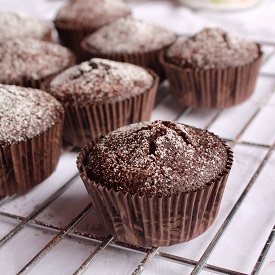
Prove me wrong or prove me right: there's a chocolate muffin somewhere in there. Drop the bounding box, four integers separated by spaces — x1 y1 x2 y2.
48 58 159 148
0 38 75 90
0 84 64 197
81 17 177 79
54 0 131 59
0 11 52 42
160 28 262 108
77 120 233 246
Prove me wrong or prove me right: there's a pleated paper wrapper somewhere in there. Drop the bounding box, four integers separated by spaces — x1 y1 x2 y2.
55 25 98 61
160 46 263 108
0 112 64 197
77 137 233 247
62 69 159 148
54 12 131 61
81 38 175 80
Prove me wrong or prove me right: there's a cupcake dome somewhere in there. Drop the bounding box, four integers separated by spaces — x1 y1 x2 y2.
0 11 52 42
54 0 131 58
48 58 159 147
160 28 262 108
166 28 259 69
0 84 64 196
77 120 233 246
81 17 177 78
0 38 75 90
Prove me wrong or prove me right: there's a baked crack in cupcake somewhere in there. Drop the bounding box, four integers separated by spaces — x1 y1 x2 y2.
77 120 233 246
54 0 131 59
81 17 177 79
49 58 159 148
0 84 64 197
160 28 262 108
0 38 75 90
0 11 52 42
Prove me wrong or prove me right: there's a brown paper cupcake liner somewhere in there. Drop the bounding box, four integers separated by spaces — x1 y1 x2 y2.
42 28 53 42
77 134 233 247
159 46 263 108
81 38 174 79
55 25 99 61
62 69 159 148
0 112 64 197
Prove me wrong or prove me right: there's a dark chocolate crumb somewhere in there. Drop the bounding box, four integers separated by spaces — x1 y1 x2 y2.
84 17 177 54
49 58 154 105
0 84 63 145
85 120 229 197
166 28 260 70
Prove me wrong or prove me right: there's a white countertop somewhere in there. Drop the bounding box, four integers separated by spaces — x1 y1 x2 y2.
0 1 274 274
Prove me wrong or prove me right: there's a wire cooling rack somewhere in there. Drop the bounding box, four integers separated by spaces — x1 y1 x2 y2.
0 37 275 275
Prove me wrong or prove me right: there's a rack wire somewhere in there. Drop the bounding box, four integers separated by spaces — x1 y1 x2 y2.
0 38 274 275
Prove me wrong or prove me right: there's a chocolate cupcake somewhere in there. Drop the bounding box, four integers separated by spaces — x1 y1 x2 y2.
54 0 131 59
81 17 177 79
0 84 64 197
77 120 233 246
160 28 262 108
0 38 75 91
0 11 52 42
48 58 159 148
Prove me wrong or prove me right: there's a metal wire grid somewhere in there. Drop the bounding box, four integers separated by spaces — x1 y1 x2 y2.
0 39 274 275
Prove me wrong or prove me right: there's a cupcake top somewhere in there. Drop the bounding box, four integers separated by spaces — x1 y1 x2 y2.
84 120 229 197
0 84 64 146
82 17 177 54
49 58 155 104
54 0 131 29
166 28 260 70
0 38 74 85
0 11 52 42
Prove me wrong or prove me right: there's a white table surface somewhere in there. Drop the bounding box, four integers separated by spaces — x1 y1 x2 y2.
0 1 274 274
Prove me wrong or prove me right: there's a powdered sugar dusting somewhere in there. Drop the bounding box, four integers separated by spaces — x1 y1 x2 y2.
86 120 229 197
49 58 154 104
0 38 74 84
0 84 63 145
55 0 130 29
0 11 51 41
84 17 177 54
166 28 260 70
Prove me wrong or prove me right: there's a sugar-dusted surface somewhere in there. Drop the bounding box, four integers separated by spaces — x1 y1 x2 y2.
0 84 63 145
0 38 73 84
0 0 275 274
166 28 260 70
49 58 154 104
54 0 130 29
85 120 228 196
0 11 51 41
84 17 176 54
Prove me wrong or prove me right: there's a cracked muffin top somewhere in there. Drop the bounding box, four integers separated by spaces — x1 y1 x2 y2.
54 0 131 29
165 28 261 70
49 58 155 105
0 11 52 42
0 84 63 146
0 38 74 86
82 17 177 54
84 120 230 197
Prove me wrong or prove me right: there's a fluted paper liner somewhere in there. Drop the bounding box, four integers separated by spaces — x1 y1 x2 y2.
55 25 97 61
159 45 263 108
62 69 159 148
0 112 64 197
77 134 233 247
42 28 53 43
81 37 175 79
